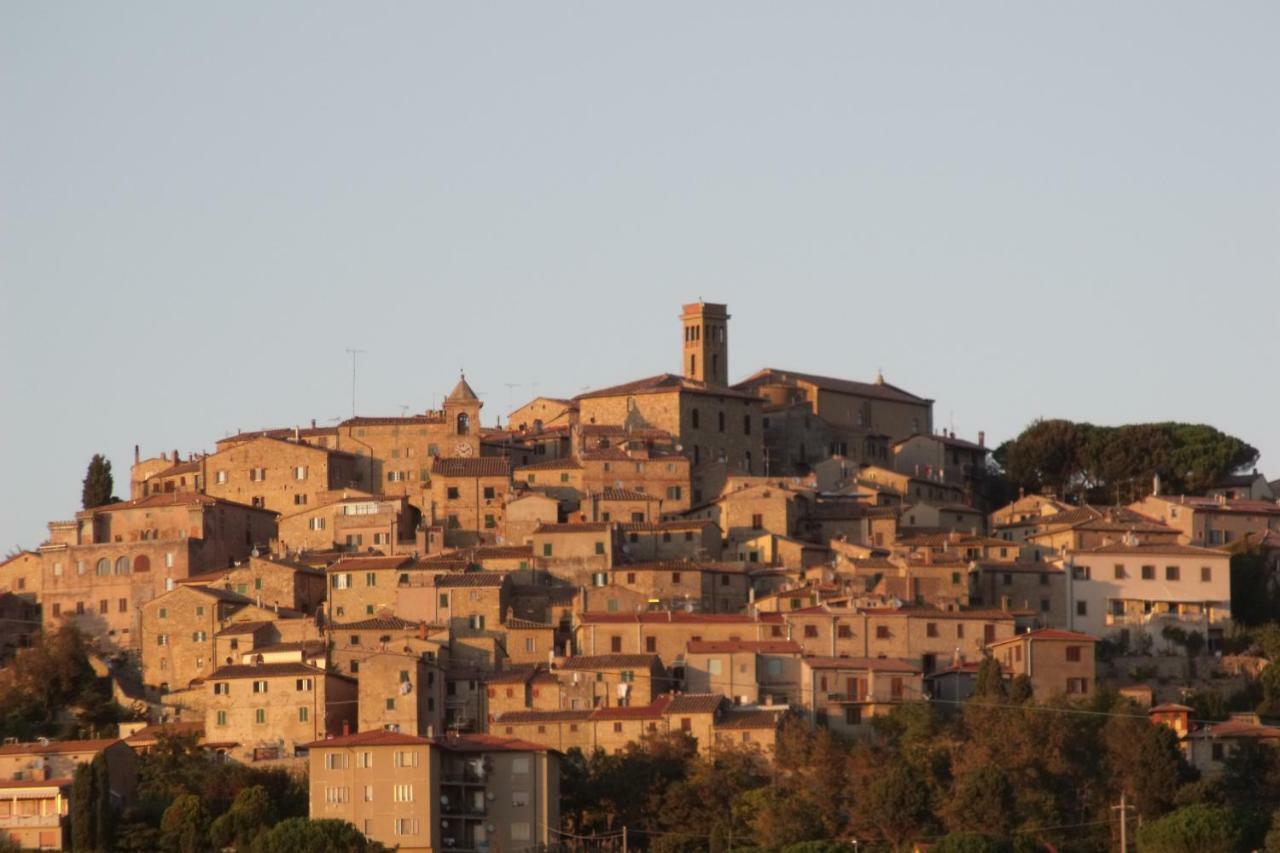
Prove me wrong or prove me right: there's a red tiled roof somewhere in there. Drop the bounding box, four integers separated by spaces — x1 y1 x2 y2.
125 721 204 743
216 620 274 636
1073 542 1229 557
207 662 342 681
340 414 445 427
534 522 611 534
619 520 712 532
579 611 762 625
716 709 785 729
78 492 276 516
686 640 802 654
331 616 420 631
803 656 920 673
435 572 506 588
578 373 761 402
988 629 1097 645
559 654 659 670
327 555 413 572
516 458 583 472
303 730 432 748
431 458 511 478
665 693 726 714
495 709 594 723
433 733 551 753
599 488 661 502
735 368 931 405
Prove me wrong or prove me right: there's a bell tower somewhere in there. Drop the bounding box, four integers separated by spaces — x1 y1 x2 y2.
681 301 729 386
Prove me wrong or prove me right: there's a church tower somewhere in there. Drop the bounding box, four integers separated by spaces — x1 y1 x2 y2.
681 301 729 386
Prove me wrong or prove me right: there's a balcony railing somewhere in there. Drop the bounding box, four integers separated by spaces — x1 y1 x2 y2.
0 814 63 828
441 767 486 785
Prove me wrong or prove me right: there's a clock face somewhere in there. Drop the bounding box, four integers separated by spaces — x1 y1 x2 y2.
455 442 473 457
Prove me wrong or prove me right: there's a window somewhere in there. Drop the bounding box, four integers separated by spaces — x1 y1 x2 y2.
1066 678 1088 695
99 599 108 614
743 415 751 435
192 631 207 642
1201 566 1212 582
93 558 109 576
511 823 532 842
250 467 266 482
611 635 623 653
645 636 657 653
255 709 266 725
483 486 496 499
1165 565 1180 581
1141 565 1155 580
252 680 268 693
680 717 692 732
1114 564 1127 580
875 625 889 639
323 786 349 805
691 409 700 429
926 622 938 638
216 470 227 484
837 624 852 639
386 698 396 711
156 634 168 647
543 543 552 557
667 486 682 500
751 514 763 530
51 603 61 617
393 750 419 768
158 607 167 620
216 710 227 726
672 572 682 584
394 784 414 803
1002 573 1012 586
1066 646 1082 662
1076 601 1087 616
718 411 725 432
803 624 818 638
298 706 309 722
447 486 460 500
708 658 722 676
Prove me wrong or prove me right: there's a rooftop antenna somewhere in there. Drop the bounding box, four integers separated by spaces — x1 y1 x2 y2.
504 383 521 414
399 405 411 417
345 348 367 417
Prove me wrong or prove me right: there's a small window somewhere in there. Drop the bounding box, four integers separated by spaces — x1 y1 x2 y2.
1201 566 1212 582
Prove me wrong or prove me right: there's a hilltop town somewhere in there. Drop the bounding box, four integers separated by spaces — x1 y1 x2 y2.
2 300 1279 851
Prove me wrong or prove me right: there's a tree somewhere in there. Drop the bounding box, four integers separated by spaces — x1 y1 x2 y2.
931 834 1014 853
70 757 100 852
159 794 208 853
973 656 1006 700
210 785 274 851
250 818 388 853
994 419 1085 497
1136 803 1242 853
81 454 116 510
851 762 935 849
1259 662 1280 718
943 767 1015 836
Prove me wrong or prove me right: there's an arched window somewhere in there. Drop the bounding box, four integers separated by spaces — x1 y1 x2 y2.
456 413 470 436
95 558 111 576
133 555 151 573
115 556 130 575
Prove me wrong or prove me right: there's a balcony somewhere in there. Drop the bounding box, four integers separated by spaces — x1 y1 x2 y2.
0 814 63 828
441 799 487 818
441 767 486 785
826 693 870 704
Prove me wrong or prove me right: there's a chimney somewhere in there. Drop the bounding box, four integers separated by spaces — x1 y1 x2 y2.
173 449 180 464
1153 472 1162 497
342 720 350 736
311 418 317 429
978 431 985 448
134 445 140 464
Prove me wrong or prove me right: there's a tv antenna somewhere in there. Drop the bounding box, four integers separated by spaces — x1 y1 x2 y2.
504 383 521 415
345 348 366 417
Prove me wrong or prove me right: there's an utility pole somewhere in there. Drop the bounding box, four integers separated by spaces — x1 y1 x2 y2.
345 348 366 417
621 825 627 853
1113 790 1133 851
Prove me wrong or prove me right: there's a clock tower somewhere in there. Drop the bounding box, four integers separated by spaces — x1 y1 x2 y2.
443 373 482 457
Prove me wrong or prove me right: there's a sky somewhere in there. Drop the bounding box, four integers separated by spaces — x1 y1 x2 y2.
2 2 1277 549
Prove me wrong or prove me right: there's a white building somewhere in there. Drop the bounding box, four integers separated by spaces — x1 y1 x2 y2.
1064 541 1231 646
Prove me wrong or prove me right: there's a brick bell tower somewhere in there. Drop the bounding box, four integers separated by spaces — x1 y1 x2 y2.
681 300 729 386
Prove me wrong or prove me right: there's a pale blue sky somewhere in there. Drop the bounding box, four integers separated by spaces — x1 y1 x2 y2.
2 2 1277 548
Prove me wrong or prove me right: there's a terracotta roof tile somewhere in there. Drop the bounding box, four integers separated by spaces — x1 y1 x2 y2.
577 373 761 402
435 572 507 588
560 654 659 670
431 458 511 478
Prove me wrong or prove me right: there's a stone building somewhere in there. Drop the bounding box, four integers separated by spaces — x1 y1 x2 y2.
205 661 357 763
182 554 327 615
798 657 924 735
203 437 359 515
428 457 511 548
38 493 276 652
276 492 418 556
355 650 446 737
140 585 271 693
987 628 1098 698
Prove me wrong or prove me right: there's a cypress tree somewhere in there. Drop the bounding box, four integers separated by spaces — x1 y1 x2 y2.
81 454 115 510
70 760 97 851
